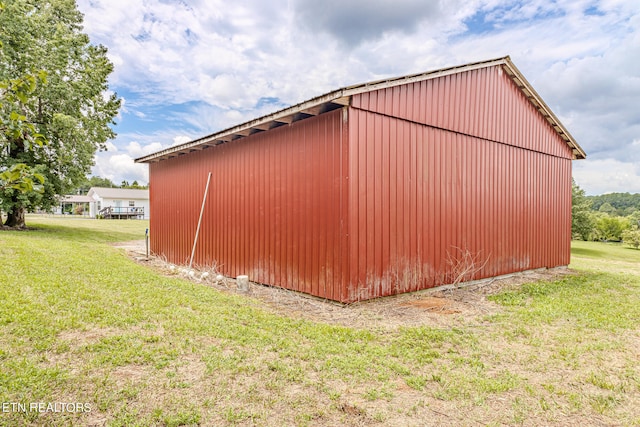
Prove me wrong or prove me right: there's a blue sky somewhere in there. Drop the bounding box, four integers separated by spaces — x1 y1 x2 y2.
77 0 639 195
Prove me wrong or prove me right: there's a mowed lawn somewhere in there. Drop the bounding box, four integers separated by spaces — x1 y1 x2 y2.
1 217 639 426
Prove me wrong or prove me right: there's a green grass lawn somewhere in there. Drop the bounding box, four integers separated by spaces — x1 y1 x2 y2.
1 217 639 426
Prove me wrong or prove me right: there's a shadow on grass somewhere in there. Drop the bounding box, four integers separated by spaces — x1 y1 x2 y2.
16 222 147 244
571 247 606 258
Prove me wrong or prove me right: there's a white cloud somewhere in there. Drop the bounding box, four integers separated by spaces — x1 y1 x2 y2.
77 0 640 194
124 141 165 158
573 158 640 195
92 139 173 184
172 136 191 146
92 152 149 184
103 141 118 152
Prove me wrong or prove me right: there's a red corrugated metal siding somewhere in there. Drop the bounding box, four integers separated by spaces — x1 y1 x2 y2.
149 63 574 303
346 108 571 301
345 63 573 301
149 109 349 300
351 65 573 160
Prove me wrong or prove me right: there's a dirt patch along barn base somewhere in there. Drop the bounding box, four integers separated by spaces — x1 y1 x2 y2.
113 239 573 330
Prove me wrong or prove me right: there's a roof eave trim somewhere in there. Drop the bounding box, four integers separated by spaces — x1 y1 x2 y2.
136 56 586 163
135 89 350 163
136 57 513 164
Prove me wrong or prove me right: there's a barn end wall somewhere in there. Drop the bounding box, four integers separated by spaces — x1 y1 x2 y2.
149 108 350 301
345 65 573 302
352 65 573 159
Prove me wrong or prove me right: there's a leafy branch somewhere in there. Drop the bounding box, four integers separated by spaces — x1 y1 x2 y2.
0 163 44 193
0 72 48 198
0 72 48 150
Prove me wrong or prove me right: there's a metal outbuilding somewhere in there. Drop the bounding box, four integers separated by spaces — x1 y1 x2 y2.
136 56 586 303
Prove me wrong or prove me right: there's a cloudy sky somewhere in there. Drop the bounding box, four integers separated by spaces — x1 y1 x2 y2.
76 0 639 195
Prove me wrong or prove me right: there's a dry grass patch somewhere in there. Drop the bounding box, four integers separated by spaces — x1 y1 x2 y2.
123 235 573 330
1 219 639 426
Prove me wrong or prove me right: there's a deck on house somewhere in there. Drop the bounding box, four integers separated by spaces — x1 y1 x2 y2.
99 206 145 219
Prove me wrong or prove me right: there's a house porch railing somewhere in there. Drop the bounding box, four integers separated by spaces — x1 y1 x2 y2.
99 206 144 219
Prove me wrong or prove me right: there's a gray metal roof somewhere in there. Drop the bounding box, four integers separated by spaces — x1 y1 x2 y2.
61 195 94 203
135 56 586 163
87 187 149 200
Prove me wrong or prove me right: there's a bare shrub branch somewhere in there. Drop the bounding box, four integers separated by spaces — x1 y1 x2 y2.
445 246 491 287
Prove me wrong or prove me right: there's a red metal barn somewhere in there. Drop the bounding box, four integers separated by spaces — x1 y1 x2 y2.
136 57 586 303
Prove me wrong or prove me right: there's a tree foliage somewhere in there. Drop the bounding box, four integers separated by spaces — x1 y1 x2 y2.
622 226 640 249
593 214 628 242
0 0 121 227
598 202 617 215
570 181 640 242
75 175 116 194
0 163 44 193
0 71 47 199
572 179 594 240
0 71 47 148
90 176 117 188
120 179 148 189
588 192 640 216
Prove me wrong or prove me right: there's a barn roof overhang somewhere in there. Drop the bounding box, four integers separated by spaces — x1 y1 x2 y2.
136 56 586 164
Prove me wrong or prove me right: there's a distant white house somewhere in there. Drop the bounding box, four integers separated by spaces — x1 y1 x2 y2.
87 187 150 219
57 194 95 216
55 187 150 218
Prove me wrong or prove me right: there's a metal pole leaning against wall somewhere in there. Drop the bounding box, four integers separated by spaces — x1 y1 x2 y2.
189 172 212 271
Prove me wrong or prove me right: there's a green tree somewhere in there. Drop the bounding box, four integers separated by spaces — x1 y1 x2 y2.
594 215 628 241
90 176 116 188
598 202 617 216
0 0 121 228
572 179 594 240
588 192 640 215
0 163 43 193
628 211 640 228
119 179 147 189
0 71 47 199
76 175 116 194
622 226 640 249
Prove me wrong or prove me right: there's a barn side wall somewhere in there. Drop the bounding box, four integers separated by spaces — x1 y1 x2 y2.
149 108 349 301
345 67 573 302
